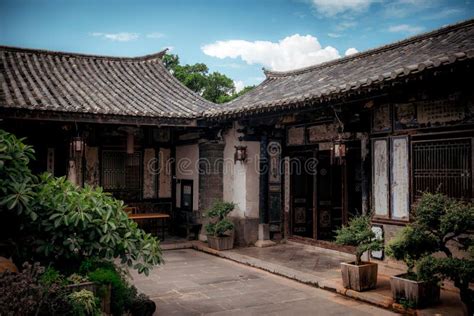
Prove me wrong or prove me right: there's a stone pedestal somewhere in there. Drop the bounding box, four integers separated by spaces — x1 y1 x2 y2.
255 224 276 248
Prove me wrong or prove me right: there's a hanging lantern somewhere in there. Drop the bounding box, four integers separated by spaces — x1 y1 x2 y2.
126 133 134 154
334 141 346 158
234 145 247 163
72 136 85 152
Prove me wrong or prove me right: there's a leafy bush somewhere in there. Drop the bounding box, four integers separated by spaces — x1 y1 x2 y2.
32 174 162 275
335 215 383 265
409 192 474 314
205 201 235 237
88 266 136 316
0 129 36 220
0 129 162 275
0 262 71 315
68 289 100 316
385 225 438 276
40 266 66 287
67 273 89 285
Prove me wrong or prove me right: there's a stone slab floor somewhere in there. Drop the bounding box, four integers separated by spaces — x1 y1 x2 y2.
130 249 395 316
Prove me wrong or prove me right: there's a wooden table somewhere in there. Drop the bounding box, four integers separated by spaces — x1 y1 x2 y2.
128 213 170 240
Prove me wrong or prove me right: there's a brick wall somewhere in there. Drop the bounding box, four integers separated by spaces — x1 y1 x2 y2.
199 142 224 212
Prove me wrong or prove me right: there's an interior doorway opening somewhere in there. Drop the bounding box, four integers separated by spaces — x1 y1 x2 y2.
288 141 362 241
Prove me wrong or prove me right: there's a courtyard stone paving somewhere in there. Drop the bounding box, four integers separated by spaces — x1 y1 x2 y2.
130 249 395 315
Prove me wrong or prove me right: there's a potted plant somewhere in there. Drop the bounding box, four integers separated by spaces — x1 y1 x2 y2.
385 192 454 308
415 193 474 314
205 201 235 251
335 215 383 291
386 226 440 308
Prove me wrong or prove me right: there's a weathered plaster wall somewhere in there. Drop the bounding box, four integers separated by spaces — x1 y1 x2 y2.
222 123 260 245
199 142 224 212
159 148 172 198
176 144 199 211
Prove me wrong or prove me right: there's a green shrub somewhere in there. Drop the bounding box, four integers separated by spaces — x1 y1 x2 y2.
411 192 474 314
0 262 71 315
334 214 383 265
0 129 36 220
385 225 438 277
0 129 162 275
67 273 89 285
205 201 235 237
88 267 136 316
40 266 66 287
68 289 100 316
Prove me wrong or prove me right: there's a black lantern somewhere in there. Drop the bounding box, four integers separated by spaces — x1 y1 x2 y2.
234 145 247 163
71 136 85 153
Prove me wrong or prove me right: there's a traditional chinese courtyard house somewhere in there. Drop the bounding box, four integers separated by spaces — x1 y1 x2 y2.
0 48 218 224
204 18 474 248
1 19 474 250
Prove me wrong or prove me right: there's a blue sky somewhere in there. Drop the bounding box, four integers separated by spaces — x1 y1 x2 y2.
1 0 473 90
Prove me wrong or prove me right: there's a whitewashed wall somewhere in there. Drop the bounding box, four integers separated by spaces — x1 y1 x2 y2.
223 123 260 219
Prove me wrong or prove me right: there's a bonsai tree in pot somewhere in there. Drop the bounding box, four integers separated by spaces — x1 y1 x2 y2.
415 193 474 314
205 201 235 251
335 214 383 291
385 191 472 308
386 225 439 308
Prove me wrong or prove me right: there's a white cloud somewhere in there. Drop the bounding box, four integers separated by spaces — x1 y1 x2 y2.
388 24 425 34
310 0 378 16
91 32 139 42
234 80 245 93
202 34 341 71
345 48 358 56
327 33 342 38
146 32 165 39
335 21 358 31
383 0 439 18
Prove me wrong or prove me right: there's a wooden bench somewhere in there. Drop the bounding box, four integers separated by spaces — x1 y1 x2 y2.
128 213 170 240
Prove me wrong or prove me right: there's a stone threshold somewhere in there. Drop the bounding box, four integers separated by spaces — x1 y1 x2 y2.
172 241 465 316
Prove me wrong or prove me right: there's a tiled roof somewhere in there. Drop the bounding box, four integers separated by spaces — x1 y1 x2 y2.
205 19 474 118
0 46 217 119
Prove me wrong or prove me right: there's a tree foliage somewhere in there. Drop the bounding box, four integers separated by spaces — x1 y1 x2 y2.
335 215 383 265
0 129 162 275
205 201 235 237
387 192 474 313
162 53 254 103
385 225 438 275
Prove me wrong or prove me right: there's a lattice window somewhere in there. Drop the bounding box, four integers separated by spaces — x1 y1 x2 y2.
102 150 141 200
412 138 472 200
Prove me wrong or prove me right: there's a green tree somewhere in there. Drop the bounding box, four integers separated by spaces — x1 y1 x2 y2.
335 215 383 265
0 129 162 275
162 53 254 104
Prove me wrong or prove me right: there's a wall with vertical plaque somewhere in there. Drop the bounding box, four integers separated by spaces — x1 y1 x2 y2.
159 148 172 198
372 139 389 217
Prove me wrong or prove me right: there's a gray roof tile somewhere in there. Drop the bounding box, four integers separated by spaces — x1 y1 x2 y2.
0 47 218 119
209 19 474 118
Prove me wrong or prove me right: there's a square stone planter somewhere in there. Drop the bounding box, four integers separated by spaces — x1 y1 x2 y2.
207 235 234 251
340 261 378 292
390 274 440 308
